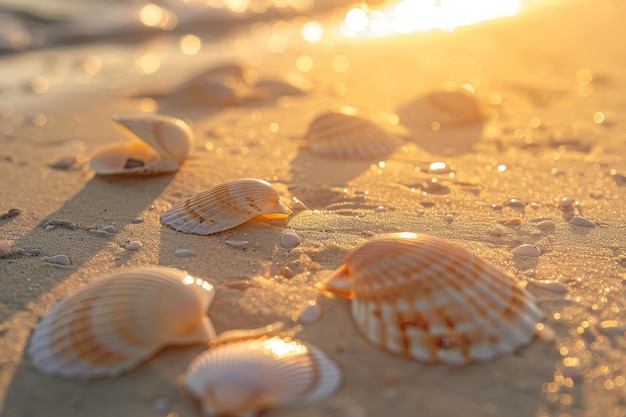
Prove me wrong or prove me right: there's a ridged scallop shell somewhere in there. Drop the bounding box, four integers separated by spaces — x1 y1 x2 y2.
28 267 216 378
89 114 194 175
303 110 403 158
186 337 341 417
397 90 485 129
161 178 291 235
324 233 544 365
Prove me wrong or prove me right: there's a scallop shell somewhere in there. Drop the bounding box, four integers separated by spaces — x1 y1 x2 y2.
397 90 485 129
185 337 342 417
161 178 291 235
28 267 216 378
89 114 194 175
323 233 544 365
302 110 403 158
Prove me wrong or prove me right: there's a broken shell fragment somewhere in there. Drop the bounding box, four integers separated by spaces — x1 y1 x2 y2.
511 244 542 257
302 110 403 158
89 114 194 175
161 178 291 235
28 267 216 378
323 233 544 365
185 337 341 417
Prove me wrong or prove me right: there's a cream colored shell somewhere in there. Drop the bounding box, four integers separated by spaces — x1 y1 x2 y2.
89 114 194 175
397 90 485 129
161 178 291 235
185 336 342 417
303 110 403 158
28 267 216 378
324 233 544 365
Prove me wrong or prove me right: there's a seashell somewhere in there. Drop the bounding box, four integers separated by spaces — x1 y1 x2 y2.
89 114 194 175
161 178 291 235
185 336 341 417
569 216 597 227
526 279 568 294
323 233 544 365
28 267 216 378
511 244 542 257
302 110 403 158
397 90 485 129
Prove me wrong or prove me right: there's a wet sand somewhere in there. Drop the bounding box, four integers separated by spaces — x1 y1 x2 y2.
1 1 626 416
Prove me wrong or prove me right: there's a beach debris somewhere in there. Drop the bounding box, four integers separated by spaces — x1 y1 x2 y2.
559 357 583 380
101 225 116 234
225 239 250 247
569 216 597 227
28 267 216 378
89 114 194 175
297 300 322 324
323 233 544 365
533 219 556 228
44 254 70 266
175 249 193 257
125 241 142 250
444 213 455 222
0 207 22 220
526 279 568 294
502 218 522 226
28 248 43 256
44 225 54 232
0 241 24 258
511 244 542 257
397 90 485 129
161 178 291 235
503 198 526 208
595 320 626 338
280 233 302 250
185 337 341 417
131 217 144 224
301 109 403 158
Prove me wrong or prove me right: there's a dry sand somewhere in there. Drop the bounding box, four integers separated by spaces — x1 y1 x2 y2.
1 0 626 416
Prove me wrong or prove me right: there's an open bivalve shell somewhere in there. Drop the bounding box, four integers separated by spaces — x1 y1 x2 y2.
323 233 544 365
302 109 404 158
28 267 216 378
89 114 194 175
161 178 291 235
185 336 342 417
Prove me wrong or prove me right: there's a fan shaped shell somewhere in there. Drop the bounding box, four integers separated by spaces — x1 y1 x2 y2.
186 337 341 417
161 178 291 235
324 233 544 365
28 267 216 378
303 111 403 158
89 113 194 175
397 90 485 130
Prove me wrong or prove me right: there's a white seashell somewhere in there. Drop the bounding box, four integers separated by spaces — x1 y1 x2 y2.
569 216 597 227
397 90 485 129
28 267 216 378
302 110 403 158
511 244 542 257
161 178 291 235
323 233 544 365
280 233 302 249
89 114 194 175
44 254 70 266
225 239 250 247
175 249 193 257
185 337 341 417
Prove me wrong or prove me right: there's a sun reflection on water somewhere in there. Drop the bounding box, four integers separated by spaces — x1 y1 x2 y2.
341 0 524 37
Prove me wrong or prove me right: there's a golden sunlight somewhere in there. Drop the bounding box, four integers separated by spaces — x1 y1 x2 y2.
341 0 524 37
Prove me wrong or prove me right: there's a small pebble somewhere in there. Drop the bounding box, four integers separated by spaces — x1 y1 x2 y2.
503 198 526 208
225 239 249 247
416 208 425 216
444 214 454 222
502 218 522 226
297 300 322 324
489 225 506 236
511 244 541 257
131 217 144 224
44 225 55 232
0 207 22 219
527 280 568 294
569 216 597 227
559 197 577 210
175 249 192 257
374 205 387 212
288 247 304 257
595 320 626 337
28 248 43 255
225 279 252 290
534 219 556 228
281 265 295 278
44 254 70 266
125 241 142 250
0 241 10 249
560 357 583 380
280 233 302 249
101 225 116 233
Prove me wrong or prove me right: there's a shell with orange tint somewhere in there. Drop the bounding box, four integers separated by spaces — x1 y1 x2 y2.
89 114 194 175
324 233 544 365
397 90 485 129
161 178 291 235
303 110 403 158
28 267 216 378
185 336 341 417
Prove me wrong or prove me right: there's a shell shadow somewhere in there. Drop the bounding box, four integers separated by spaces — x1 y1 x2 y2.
0 174 174 417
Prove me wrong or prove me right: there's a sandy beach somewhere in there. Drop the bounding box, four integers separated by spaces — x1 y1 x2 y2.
1 0 626 416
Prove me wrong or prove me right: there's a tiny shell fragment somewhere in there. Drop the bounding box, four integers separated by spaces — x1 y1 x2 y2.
527 280 568 294
176 249 193 257
280 233 302 249
511 244 542 257
44 255 70 266
569 216 597 227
